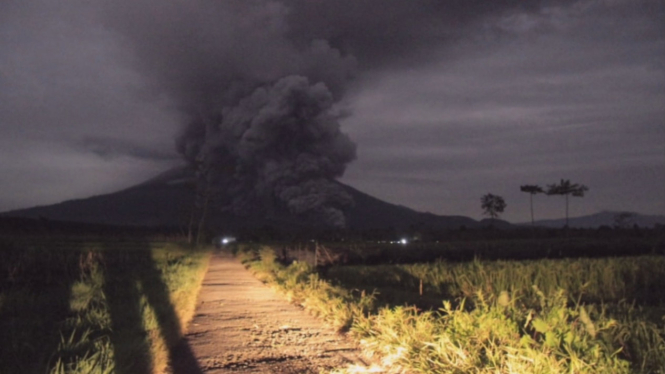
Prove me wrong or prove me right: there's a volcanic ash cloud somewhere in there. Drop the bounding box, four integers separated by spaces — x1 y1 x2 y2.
178 76 356 227
102 0 545 226
102 0 359 226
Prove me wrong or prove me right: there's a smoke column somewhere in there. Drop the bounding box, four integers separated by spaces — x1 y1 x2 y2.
102 0 360 226
178 75 357 226
101 0 567 226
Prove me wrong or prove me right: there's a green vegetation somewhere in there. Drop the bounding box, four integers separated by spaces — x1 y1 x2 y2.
237 245 375 332
0 238 210 374
326 256 665 307
349 290 663 374
239 244 665 374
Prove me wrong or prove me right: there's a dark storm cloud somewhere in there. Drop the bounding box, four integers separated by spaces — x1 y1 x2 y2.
283 0 578 67
341 0 665 221
100 1 357 110
100 0 571 104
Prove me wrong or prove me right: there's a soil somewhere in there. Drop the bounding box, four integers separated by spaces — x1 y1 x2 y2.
170 250 372 373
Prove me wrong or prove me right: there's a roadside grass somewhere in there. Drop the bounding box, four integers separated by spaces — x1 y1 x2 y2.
238 245 665 374
237 245 375 332
0 238 211 374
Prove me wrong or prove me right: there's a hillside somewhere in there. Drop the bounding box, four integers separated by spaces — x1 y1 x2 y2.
1 167 481 231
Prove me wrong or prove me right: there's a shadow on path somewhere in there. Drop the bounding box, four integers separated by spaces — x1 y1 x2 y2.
101 241 203 374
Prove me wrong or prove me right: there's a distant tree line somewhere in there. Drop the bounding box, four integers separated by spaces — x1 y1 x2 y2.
482 179 589 227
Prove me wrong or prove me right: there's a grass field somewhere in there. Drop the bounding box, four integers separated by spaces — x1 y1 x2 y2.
326 256 665 308
0 237 211 374
239 243 665 374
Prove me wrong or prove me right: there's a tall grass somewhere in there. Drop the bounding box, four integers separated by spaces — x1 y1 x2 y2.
241 246 665 374
350 289 645 374
327 256 665 308
0 238 210 374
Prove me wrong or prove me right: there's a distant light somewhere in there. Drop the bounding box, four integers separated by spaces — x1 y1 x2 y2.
220 236 236 245
400 238 408 245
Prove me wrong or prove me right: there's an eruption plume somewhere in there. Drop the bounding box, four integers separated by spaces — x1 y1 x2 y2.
101 0 566 226
102 0 360 226
178 75 356 226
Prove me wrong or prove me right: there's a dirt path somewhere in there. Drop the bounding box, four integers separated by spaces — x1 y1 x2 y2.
172 251 370 373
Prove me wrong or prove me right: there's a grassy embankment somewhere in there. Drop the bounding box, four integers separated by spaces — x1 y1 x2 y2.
238 244 665 374
0 238 211 374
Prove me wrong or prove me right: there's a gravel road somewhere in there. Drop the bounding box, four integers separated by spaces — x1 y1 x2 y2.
170 251 371 373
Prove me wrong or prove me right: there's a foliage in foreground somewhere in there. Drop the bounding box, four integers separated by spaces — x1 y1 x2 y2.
352 291 663 374
239 245 665 374
0 239 210 374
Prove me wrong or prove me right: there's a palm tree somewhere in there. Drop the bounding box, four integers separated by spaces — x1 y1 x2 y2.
520 185 544 225
546 179 589 228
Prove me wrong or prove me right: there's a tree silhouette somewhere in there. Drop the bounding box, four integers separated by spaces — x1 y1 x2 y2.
188 154 213 246
481 193 507 224
546 179 589 228
520 184 544 225
189 144 234 245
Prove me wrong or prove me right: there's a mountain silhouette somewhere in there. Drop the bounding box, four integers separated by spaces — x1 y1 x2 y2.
1 167 481 231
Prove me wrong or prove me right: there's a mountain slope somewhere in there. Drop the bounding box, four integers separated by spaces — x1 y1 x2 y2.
1 167 481 231
1 170 195 227
340 182 478 230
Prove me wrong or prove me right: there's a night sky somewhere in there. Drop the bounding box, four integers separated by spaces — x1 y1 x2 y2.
1 0 663 223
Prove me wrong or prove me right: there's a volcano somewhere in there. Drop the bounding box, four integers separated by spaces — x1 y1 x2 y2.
1 167 481 231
